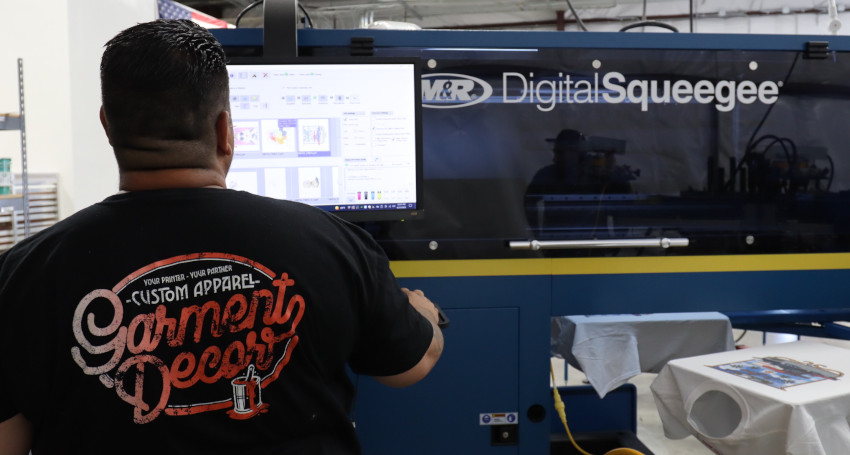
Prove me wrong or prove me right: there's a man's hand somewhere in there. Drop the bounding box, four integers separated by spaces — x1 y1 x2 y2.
402 288 439 326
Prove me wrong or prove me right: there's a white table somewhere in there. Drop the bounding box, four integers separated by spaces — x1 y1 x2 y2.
551 312 735 397
651 341 850 455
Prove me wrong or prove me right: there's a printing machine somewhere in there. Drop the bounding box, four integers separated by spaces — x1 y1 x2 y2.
213 5 850 452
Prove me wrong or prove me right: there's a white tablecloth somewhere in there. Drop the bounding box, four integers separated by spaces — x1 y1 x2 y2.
651 341 850 455
551 312 735 397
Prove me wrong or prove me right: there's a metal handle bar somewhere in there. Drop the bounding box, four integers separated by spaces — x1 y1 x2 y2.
508 238 689 251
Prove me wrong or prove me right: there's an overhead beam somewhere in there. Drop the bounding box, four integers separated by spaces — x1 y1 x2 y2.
397 0 424 20
428 6 836 30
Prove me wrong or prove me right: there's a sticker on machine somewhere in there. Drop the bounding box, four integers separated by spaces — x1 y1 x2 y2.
480 412 518 425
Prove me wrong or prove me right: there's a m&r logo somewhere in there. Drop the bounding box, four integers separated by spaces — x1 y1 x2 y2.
422 73 493 109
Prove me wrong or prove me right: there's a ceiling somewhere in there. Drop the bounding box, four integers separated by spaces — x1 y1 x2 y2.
180 0 842 30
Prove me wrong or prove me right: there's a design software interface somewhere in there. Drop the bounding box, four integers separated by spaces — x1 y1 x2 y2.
227 62 419 214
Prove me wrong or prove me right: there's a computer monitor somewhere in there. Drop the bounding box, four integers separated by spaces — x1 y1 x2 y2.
225 57 423 222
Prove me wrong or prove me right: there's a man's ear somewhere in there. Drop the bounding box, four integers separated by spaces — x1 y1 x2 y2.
216 110 234 157
99 106 113 145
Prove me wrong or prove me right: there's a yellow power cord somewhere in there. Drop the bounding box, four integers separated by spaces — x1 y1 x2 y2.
550 362 645 455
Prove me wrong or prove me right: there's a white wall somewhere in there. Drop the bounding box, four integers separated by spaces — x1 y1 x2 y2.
0 0 156 219
0 0 73 207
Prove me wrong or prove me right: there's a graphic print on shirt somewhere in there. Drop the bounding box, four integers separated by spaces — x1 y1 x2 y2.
70 253 304 424
710 356 843 390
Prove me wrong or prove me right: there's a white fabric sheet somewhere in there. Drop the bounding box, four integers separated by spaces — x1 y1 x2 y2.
551 312 735 397
651 341 850 455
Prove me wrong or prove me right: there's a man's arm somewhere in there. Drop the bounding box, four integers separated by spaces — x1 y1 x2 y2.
374 288 444 388
0 413 32 455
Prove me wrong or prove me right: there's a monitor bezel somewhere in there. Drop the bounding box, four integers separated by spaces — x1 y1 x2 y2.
224 55 425 222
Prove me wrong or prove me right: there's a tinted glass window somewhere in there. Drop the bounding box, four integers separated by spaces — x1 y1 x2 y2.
313 45 850 260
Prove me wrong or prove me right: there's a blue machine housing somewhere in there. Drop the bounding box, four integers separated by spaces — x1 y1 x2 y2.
214 27 850 454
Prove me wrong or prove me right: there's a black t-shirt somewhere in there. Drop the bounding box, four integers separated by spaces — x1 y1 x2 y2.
0 188 433 454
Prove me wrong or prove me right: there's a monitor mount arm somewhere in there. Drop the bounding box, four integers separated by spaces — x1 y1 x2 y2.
264 0 298 58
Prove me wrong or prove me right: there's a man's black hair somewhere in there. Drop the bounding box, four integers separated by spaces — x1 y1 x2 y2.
100 19 229 153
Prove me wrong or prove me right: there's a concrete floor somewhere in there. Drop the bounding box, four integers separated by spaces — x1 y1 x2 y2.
556 329 850 455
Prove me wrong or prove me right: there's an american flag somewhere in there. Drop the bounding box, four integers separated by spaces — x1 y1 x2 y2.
157 0 234 29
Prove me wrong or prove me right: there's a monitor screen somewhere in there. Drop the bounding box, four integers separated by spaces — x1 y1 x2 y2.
225 58 423 221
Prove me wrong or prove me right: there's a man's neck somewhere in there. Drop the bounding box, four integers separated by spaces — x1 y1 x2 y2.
119 167 227 192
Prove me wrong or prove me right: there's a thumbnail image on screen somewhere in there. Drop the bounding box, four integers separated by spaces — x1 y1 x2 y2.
226 59 423 221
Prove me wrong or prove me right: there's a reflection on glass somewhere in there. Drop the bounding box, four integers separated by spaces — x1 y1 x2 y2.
525 129 638 241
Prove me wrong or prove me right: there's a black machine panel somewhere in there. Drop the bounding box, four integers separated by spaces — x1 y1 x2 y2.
347 46 850 260
207 33 850 261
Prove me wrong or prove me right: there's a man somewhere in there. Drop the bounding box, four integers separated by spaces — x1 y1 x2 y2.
0 19 443 454
524 129 634 241
524 129 590 237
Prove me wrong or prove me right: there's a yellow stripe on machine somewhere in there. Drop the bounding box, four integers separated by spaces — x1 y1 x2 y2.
390 253 850 278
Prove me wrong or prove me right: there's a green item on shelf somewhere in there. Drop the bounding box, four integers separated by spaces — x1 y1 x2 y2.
0 158 11 195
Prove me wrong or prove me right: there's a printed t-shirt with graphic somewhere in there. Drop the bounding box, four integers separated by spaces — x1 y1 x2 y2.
0 188 433 454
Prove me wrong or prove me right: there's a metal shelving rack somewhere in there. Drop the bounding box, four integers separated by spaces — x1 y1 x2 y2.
0 58 31 242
